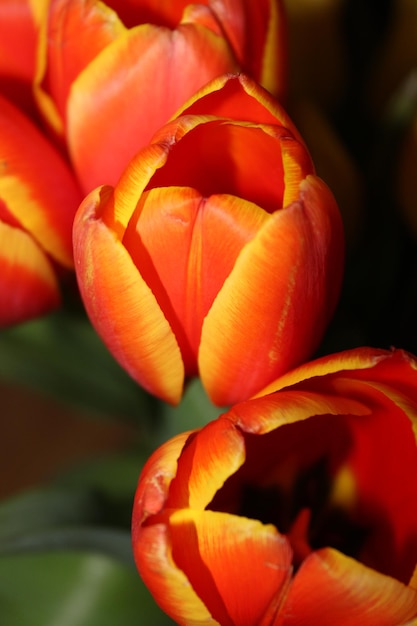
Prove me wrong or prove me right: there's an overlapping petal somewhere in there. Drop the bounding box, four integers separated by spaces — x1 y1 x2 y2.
278 549 417 626
169 509 292 626
0 220 60 326
0 93 81 268
67 21 238 192
200 176 343 406
73 186 184 404
0 0 48 109
36 0 125 132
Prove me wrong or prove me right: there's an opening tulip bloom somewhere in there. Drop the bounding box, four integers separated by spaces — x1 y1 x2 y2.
73 74 344 406
0 94 82 326
132 348 417 625
36 0 286 192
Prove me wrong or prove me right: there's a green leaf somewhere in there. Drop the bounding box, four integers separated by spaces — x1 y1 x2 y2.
0 551 175 626
155 378 224 444
0 311 158 424
0 486 133 563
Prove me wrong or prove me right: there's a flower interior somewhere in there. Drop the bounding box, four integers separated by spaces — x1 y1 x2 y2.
208 410 417 583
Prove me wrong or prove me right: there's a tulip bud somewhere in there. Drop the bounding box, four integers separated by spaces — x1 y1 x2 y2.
132 348 417 625
74 74 344 406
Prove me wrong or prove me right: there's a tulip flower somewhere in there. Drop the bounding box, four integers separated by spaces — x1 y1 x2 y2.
0 94 82 326
132 347 417 625
36 0 286 192
73 74 344 406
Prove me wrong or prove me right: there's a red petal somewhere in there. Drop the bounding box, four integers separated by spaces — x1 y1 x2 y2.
0 0 41 82
0 94 81 267
207 0 287 98
276 549 417 625
175 74 301 141
0 220 60 326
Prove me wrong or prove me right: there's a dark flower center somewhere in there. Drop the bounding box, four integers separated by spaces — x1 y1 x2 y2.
237 458 370 570
207 416 382 574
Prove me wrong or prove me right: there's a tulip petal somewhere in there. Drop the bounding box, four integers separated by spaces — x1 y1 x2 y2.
253 347 392 397
229 389 370 435
38 0 125 125
0 0 44 83
323 377 417 583
134 522 220 626
132 430 223 624
199 176 343 405
169 509 292 626
0 220 60 326
276 548 417 625
149 120 305 214
0 94 81 267
207 0 287 98
133 431 192 526
73 186 184 405
166 417 245 510
68 22 238 192
175 74 301 143
123 187 269 369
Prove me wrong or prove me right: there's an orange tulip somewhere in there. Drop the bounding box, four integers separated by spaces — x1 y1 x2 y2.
73 74 344 406
0 94 82 326
36 0 286 192
132 348 417 625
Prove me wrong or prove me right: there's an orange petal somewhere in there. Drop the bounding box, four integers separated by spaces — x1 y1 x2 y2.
169 509 292 626
73 186 184 405
133 521 219 625
0 94 82 268
67 22 238 192
253 347 392 397
228 388 370 435
199 176 343 406
123 187 269 370
0 220 60 326
174 74 301 142
166 417 245 510
276 549 417 625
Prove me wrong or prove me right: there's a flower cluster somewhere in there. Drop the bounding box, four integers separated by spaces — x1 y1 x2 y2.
1 1 417 625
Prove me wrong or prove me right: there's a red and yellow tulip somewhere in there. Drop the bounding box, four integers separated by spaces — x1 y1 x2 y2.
132 347 417 625
0 93 82 326
36 0 286 193
73 74 344 406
